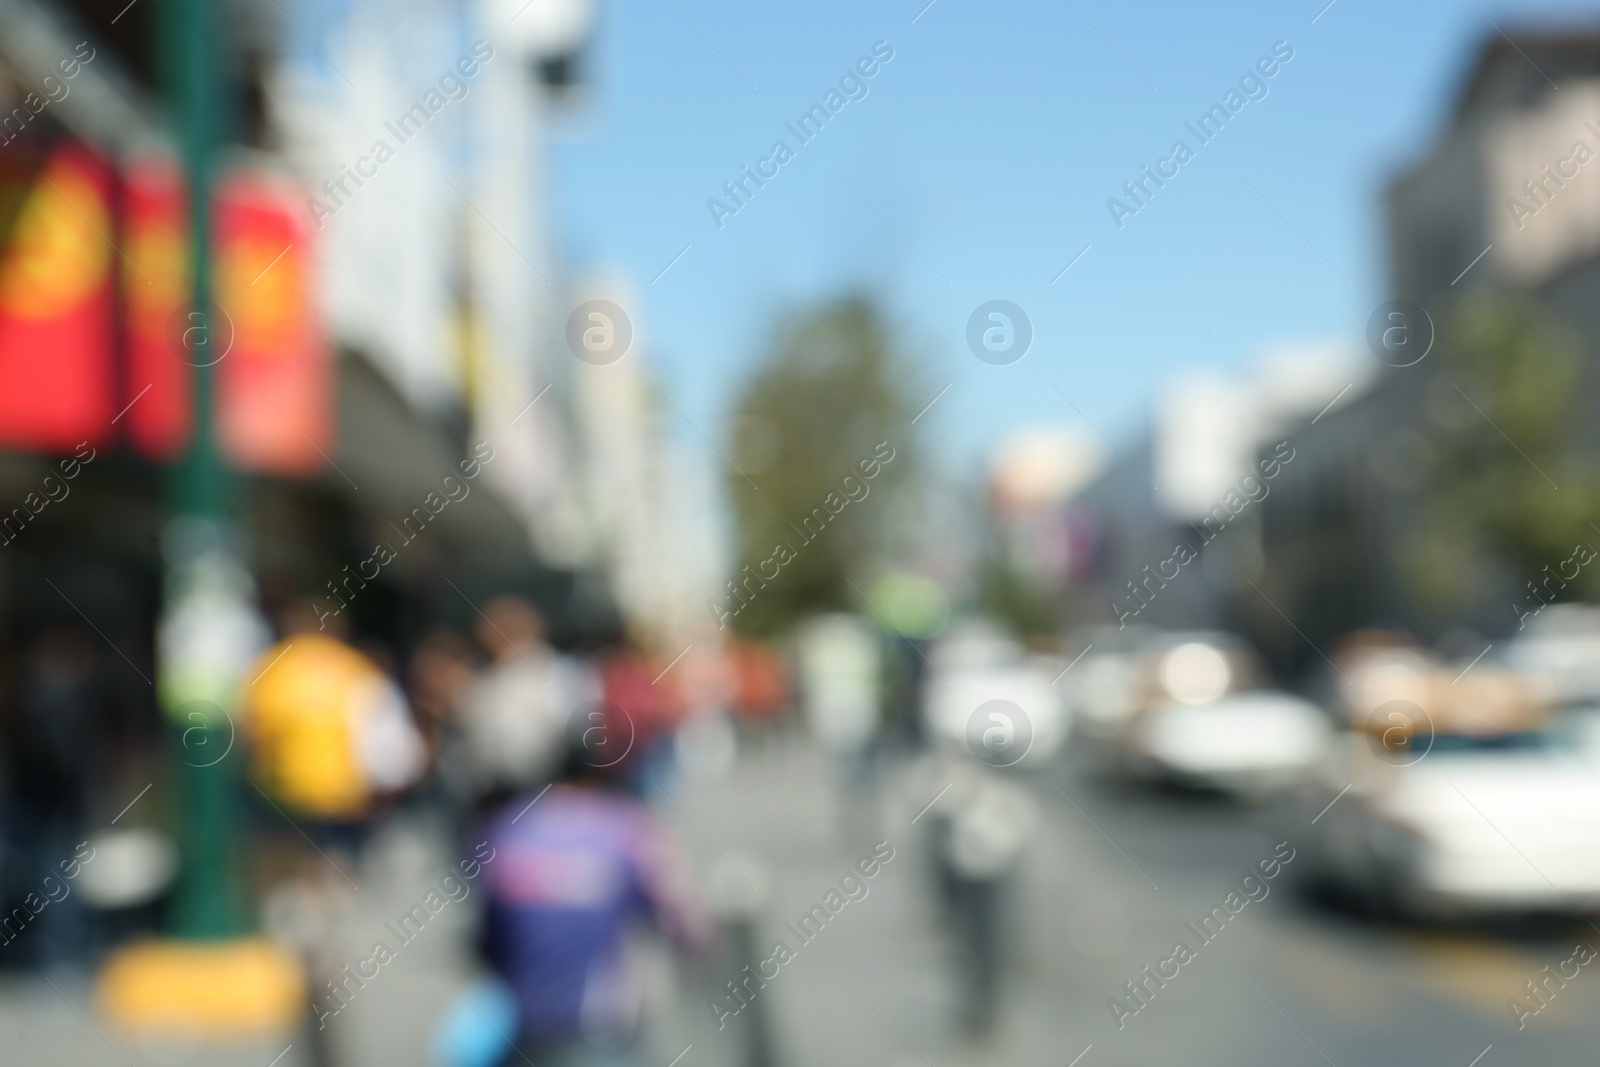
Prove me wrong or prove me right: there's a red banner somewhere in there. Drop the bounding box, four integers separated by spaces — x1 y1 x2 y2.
213 169 328 476
0 140 115 452
123 152 191 460
122 157 329 475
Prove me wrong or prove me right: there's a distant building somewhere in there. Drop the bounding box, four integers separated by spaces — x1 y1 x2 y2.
1067 343 1365 640
1256 30 1600 668
985 424 1102 593
566 275 726 651
1388 32 1600 311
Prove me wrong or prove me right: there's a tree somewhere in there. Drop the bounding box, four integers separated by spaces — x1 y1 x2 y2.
720 297 917 636
975 548 1060 639
1398 292 1600 625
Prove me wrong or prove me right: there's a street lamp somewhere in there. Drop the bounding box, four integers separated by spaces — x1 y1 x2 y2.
93 0 300 1038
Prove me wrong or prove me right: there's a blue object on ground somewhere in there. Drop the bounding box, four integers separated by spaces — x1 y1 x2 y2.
432 976 518 1067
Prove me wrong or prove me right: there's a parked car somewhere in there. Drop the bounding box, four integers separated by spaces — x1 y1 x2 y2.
1503 604 1600 707
1302 723 1600 918
1114 632 1332 795
1058 627 1146 741
1300 642 1600 918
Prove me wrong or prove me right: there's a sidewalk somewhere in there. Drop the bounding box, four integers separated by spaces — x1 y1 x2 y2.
0 736 1029 1067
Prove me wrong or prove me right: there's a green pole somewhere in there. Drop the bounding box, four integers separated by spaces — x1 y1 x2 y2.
160 0 246 940
171 0 223 520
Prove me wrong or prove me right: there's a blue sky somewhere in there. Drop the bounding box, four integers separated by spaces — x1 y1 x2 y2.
548 0 1599 476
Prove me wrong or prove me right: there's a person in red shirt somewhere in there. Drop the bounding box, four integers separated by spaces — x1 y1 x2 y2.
597 640 684 795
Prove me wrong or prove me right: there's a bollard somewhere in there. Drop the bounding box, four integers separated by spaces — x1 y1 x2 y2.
707 852 776 1067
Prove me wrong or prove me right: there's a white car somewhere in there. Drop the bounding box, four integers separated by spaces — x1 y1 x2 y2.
1116 635 1332 795
1504 604 1600 705
923 622 1069 768
1302 725 1600 917
1062 645 1142 741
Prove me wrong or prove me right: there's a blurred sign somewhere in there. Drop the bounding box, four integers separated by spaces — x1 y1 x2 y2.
0 139 115 452
123 156 330 475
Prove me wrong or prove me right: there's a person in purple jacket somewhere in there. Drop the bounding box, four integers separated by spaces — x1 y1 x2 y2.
478 735 709 1067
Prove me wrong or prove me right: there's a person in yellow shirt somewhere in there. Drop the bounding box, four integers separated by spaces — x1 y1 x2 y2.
243 603 425 857
243 602 425 1065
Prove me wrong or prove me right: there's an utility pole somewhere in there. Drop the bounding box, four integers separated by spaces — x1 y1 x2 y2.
96 0 295 1036
156 0 259 939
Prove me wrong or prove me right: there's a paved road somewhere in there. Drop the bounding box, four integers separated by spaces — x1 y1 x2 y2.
662 734 1600 1067
5 731 1598 1067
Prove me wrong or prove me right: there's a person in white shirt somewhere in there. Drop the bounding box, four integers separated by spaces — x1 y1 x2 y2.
455 597 597 813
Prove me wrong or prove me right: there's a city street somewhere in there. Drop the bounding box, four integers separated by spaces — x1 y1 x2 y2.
5 733 1600 1067
660 736 1600 1067
2 1 1598 1063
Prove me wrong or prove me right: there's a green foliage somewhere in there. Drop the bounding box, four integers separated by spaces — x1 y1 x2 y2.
1399 293 1600 620
975 550 1059 639
723 297 916 636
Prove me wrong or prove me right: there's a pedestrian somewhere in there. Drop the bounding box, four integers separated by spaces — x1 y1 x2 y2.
597 636 683 795
406 628 478 835
928 763 1037 1040
727 638 789 733
457 597 596 816
243 602 428 858
244 601 428 1067
408 629 477 759
477 732 709 1067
